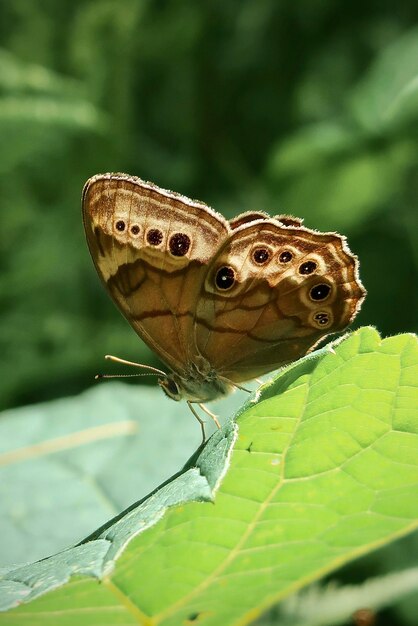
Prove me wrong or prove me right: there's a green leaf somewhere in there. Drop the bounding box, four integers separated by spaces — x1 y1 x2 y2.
1 328 417 626
267 122 361 178
351 26 418 132
0 50 107 173
267 132 413 231
0 382 248 566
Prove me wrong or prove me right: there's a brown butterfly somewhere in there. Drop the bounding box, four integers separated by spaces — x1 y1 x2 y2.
82 173 366 437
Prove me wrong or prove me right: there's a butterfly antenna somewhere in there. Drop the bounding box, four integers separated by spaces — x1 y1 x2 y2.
95 354 168 380
95 372 162 380
104 354 167 376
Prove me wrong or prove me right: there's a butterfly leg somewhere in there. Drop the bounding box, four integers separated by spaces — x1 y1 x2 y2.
198 403 221 429
187 401 206 443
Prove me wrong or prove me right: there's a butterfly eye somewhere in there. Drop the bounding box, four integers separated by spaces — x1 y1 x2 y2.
169 233 191 257
115 220 125 232
299 261 317 275
166 378 179 396
310 284 331 301
279 250 293 263
159 376 181 400
147 228 163 246
215 266 236 290
252 247 271 265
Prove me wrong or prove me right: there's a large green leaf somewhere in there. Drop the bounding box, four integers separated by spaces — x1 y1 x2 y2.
0 327 417 625
0 381 248 566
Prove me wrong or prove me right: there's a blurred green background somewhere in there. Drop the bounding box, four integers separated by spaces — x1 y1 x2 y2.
1 1 417 411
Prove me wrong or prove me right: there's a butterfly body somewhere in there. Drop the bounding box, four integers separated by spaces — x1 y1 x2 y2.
159 363 234 403
82 173 366 406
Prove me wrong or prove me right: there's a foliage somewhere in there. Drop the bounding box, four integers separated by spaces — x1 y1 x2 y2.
0 329 417 625
1 3 418 625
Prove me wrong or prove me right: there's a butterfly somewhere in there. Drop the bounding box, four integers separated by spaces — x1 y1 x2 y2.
82 173 366 437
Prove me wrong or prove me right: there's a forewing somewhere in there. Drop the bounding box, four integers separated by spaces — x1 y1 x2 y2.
82 173 229 374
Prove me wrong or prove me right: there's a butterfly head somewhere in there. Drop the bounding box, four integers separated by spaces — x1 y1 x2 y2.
158 365 235 403
158 375 182 401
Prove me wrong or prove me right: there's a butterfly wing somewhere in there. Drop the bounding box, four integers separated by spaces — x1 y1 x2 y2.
195 218 366 382
82 173 229 375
